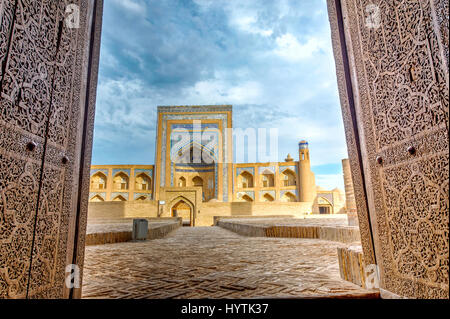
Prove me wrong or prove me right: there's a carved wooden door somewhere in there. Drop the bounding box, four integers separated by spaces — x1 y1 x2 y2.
0 0 102 299
330 0 448 298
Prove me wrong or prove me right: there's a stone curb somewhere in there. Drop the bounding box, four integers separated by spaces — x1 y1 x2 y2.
85 221 181 246
217 220 361 244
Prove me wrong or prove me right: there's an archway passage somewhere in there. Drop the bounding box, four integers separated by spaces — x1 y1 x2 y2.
319 205 331 214
318 197 333 214
171 199 193 226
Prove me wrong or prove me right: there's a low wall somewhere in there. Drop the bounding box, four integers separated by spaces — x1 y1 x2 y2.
88 201 159 221
213 215 294 225
88 201 315 226
197 202 313 226
85 231 132 246
216 220 361 244
85 219 182 246
337 245 369 289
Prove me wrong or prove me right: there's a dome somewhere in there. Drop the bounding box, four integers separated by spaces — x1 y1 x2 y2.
285 153 294 162
299 140 309 150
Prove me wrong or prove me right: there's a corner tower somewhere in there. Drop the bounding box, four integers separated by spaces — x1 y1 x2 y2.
298 141 316 202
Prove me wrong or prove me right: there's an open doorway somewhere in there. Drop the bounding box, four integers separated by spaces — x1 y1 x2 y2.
0 0 446 301
171 199 193 227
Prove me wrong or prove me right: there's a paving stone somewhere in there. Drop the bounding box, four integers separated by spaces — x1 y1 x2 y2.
82 226 377 299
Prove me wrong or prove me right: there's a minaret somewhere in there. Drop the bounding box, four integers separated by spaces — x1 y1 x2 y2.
298 140 316 202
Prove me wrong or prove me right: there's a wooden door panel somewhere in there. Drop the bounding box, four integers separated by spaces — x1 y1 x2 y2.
0 151 42 298
1 0 102 299
0 0 61 138
0 0 60 299
339 0 448 298
27 0 97 299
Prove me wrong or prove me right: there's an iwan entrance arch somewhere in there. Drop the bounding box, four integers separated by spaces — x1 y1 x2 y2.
0 0 447 299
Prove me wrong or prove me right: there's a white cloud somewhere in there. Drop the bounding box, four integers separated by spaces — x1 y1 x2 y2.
274 33 325 62
183 79 263 105
94 0 349 171
111 0 147 16
231 15 273 37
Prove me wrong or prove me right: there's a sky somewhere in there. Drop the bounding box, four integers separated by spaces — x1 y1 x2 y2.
91 0 349 190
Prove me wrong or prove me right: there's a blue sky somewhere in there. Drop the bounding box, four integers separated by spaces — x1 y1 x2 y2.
92 0 348 190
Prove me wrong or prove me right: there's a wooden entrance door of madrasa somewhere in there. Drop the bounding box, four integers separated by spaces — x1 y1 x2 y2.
0 0 103 298
327 0 448 298
0 0 448 300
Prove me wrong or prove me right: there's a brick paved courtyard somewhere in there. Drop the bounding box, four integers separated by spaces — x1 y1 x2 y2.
82 226 374 299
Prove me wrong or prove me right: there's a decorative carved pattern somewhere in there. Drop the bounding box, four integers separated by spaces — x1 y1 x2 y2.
338 0 449 298
0 0 102 299
0 156 41 298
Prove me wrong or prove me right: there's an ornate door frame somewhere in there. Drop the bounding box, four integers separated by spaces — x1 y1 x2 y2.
328 0 449 298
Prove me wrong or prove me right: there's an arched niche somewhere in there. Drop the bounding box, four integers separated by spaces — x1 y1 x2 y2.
281 169 296 187
281 192 296 202
135 173 151 191
90 194 105 202
260 169 275 187
192 176 203 187
90 172 107 190
262 193 275 202
238 171 254 188
112 195 126 202
113 172 129 190
178 176 187 187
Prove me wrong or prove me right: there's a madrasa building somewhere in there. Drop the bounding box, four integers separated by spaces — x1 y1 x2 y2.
88 105 347 226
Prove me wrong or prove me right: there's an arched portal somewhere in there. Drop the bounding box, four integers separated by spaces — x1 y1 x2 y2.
318 197 333 214
170 197 194 226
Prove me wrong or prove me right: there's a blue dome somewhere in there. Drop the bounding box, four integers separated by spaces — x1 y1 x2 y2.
299 141 309 149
